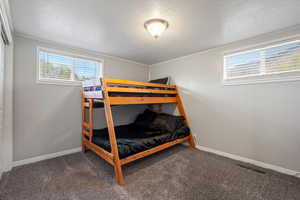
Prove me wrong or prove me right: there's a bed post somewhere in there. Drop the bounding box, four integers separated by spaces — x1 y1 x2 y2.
102 78 125 185
175 87 196 148
88 99 94 142
81 89 87 153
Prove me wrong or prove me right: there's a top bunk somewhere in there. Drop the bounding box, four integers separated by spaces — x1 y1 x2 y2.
82 78 178 105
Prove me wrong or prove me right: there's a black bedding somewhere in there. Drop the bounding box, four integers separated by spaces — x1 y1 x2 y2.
92 110 190 158
108 92 176 97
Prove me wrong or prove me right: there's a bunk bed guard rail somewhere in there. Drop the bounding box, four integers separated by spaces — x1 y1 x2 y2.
82 78 178 105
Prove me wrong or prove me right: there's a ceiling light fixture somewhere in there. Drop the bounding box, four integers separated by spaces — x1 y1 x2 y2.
144 18 169 39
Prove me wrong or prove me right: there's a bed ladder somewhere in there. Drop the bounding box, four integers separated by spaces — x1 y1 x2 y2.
81 92 94 152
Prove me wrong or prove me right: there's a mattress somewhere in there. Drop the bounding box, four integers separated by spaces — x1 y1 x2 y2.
92 124 190 159
82 79 103 98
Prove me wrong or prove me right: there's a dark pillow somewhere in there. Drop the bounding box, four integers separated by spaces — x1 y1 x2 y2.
133 109 157 129
149 113 185 133
149 77 169 84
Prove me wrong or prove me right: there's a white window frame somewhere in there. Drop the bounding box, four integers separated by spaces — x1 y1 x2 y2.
37 47 104 86
223 38 300 86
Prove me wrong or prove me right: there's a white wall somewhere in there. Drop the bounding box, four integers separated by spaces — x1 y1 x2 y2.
13 35 149 162
1 44 13 174
150 26 300 172
0 0 14 178
0 31 5 176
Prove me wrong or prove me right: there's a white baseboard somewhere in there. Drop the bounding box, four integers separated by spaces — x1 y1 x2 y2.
13 147 82 167
0 163 12 180
2 163 12 172
196 145 300 178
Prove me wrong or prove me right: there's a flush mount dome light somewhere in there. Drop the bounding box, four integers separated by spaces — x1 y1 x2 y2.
144 18 169 39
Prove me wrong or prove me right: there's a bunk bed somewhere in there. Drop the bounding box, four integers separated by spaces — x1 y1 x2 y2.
81 78 196 185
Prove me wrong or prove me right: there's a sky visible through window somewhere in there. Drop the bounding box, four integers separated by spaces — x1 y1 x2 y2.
226 51 260 68
266 42 300 59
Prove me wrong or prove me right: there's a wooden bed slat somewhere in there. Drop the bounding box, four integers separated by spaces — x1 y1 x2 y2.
82 137 114 165
109 97 177 105
103 80 125 185
103 78 176 89
120 136 191 165
175 88 196 148
106 87 177 94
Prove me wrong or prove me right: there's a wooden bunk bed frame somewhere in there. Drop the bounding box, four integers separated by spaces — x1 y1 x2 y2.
81 78 196 185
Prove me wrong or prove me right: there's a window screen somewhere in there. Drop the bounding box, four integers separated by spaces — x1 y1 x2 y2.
224 40 300 81
38 49 102 83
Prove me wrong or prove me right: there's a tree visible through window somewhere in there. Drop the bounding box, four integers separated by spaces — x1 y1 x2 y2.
38 49 102 83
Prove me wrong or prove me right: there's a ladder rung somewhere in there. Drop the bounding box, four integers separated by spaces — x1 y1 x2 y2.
82 129 90 136
82 122 90 129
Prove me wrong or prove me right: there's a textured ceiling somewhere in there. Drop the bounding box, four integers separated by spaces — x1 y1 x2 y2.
10 0 300 64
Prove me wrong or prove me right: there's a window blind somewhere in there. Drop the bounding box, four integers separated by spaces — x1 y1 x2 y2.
224 40 300 80
39 50 102 83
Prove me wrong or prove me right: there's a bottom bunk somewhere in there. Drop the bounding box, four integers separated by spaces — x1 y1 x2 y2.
84 109 191 160
82 107 195 185
92 123 190 159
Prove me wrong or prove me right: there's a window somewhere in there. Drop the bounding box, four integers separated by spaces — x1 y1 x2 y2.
38 48 102 85
223 39 300 85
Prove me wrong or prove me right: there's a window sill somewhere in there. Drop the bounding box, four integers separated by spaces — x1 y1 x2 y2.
223 74 300 86
36 79 82 87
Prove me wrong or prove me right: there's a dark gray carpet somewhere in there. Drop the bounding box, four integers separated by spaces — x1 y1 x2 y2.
0 145 299 200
